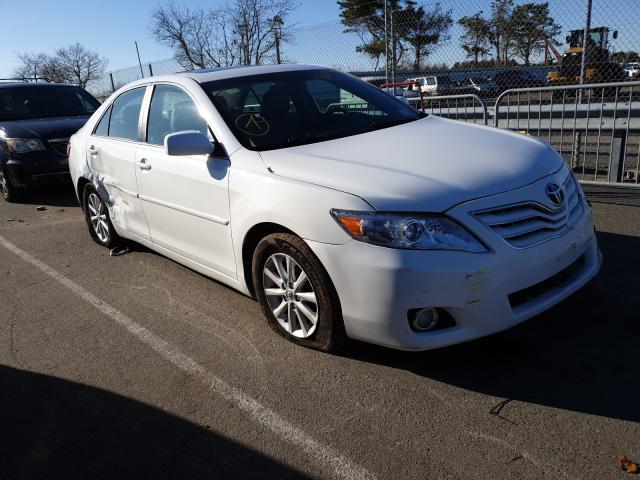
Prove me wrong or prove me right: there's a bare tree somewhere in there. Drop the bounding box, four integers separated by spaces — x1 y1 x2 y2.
231 0 296 65
150 0 297 69
150 2 223 69
54 43 108 87
13 45 106 86
12 52 50 80
12 52 67 82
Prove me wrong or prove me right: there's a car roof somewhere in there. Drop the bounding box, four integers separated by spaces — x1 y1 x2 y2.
177 63 330 83
0 82 77 89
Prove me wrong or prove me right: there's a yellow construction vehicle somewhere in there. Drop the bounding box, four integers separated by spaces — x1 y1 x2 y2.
546 27 624 85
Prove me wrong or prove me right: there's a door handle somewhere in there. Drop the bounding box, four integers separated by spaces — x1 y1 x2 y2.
88 145 99 156
137 158 152 170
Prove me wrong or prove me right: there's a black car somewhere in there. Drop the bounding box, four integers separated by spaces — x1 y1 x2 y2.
492 70 546 92
0 83 100 201
449 77 501 98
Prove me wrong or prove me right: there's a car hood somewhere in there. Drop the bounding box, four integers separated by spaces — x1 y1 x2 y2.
0 116 89 140
260 116 563 212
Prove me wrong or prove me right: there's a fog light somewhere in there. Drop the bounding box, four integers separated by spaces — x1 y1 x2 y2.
411 308 440 332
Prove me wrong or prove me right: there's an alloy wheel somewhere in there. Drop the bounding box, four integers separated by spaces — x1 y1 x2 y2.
263 253 318 338
0 171 8 198
87 192 110 244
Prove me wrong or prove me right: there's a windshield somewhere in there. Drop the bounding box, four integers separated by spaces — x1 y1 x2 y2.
201 69 423 151
0 86 100 121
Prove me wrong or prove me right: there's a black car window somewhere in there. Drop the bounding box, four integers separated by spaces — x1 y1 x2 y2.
108 87 146 141
146 85 208 146
202 69 422 151
0 86 99 121
94 105 112 136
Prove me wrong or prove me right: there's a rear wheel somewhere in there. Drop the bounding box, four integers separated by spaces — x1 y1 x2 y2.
252 233 345 352
82 184 121 248
0 168 18 202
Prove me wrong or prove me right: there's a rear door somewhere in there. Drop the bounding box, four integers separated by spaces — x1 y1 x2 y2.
86 86 150 240
134 83 235 279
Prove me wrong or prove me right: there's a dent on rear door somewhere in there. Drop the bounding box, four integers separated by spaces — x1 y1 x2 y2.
86 137 150 240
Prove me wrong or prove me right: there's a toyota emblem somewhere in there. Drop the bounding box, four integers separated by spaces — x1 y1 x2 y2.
545 182 565 207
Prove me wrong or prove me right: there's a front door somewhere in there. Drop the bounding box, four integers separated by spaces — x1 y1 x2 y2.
87 86 150 241
135 84 236 279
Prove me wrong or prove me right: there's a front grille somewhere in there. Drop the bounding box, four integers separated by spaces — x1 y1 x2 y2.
508 254 586 308
473 174 584 248
48 139 69 156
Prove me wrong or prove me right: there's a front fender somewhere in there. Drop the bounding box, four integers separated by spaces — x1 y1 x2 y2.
228 149 373 292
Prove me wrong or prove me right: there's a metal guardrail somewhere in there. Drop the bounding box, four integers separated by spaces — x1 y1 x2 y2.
495 81 640 186
408 94 488 125
398 82 640 187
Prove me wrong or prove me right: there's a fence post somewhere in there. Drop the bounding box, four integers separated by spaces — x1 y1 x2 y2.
109 73 115 92
608 131 626 183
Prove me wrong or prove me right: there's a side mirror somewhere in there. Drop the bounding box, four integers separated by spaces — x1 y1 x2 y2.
613 30 619 40
566 35 571 44
165 131 214 156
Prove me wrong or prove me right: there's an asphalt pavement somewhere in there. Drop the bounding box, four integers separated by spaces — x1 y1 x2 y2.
0 183 639 480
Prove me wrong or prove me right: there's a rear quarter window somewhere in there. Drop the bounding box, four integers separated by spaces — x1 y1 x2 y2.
107 87 146 141
94 105 112 136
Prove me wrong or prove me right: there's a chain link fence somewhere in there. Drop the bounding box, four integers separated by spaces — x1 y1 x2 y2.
86 58 180 101
89 0 640 99
84 0 640 184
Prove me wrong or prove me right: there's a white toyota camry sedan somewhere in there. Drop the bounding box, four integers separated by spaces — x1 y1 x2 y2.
68 64 601 352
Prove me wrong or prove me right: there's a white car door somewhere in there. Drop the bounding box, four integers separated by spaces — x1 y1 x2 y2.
87 86 150 240
134 83 236 279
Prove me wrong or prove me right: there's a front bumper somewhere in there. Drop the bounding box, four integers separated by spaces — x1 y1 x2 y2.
308 173 601 351
4 156 70 188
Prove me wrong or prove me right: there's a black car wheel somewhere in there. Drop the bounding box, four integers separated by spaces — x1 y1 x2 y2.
0 168 18 202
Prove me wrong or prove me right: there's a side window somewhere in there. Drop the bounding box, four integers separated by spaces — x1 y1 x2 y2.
426 78 436 86
146 85 208 146
108 87 146 141
94 105 112 136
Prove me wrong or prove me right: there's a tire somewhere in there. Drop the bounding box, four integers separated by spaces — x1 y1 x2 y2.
82 184 121 249
0 167 19 202
252 233 345 352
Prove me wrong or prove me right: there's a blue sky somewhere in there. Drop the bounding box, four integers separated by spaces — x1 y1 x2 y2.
0 0 340 77
1 0 638 78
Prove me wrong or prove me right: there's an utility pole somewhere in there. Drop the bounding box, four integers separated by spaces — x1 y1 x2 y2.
390 8 396 85
573 0 592 169
579 0 593 90
384 0 388 84
135 41 144 78
272 16 284 64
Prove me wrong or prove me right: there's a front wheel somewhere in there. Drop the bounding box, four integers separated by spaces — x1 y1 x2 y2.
252 233 345 352
0 168 19 202
82 184 121 248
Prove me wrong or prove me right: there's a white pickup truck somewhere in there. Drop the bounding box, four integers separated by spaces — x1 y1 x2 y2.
406 75 454 96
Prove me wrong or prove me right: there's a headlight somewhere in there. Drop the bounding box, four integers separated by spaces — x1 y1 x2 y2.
6 138 46 154
331 210 487 252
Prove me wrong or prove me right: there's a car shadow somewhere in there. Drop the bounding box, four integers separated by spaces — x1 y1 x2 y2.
342 230 640 424
0 364 308 479
14 183 80 208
